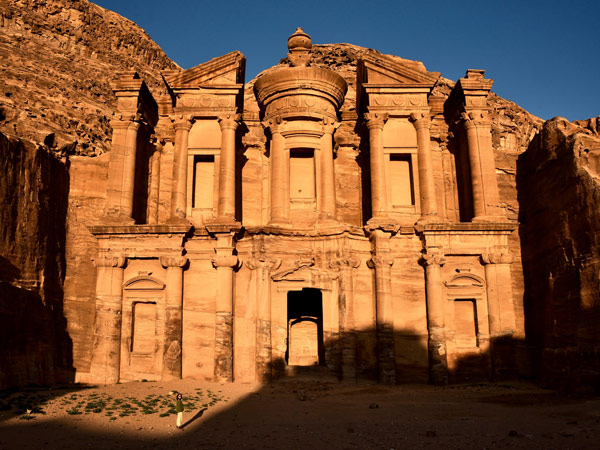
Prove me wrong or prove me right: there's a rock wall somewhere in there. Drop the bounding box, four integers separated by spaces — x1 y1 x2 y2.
0 0 179 156
518 118 600 391
0 132 73 388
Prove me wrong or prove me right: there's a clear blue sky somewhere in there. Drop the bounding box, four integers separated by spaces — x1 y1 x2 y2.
94 0 598 121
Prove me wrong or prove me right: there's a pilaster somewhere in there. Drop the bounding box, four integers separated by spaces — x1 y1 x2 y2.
247 256 281 382
89 254 126 384
365 112 389 221
169 115 194 223
264 117 289 225
160 255 188 380
211 234 240 382
217 114 241 222
329 255 361 381
419 248 449 385
105 118 141 222
320 118 338 221
366 229 396 384
409 112 438 218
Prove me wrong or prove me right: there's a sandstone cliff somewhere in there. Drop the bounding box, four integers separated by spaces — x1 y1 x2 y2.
0 0 178 156
0 132 73 388
518 118 600 391
3 0 590 389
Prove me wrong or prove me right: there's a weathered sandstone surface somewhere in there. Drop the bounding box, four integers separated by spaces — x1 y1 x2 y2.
519 118 600 391
0 0 178 156
1 0 598 392
0 132 73 388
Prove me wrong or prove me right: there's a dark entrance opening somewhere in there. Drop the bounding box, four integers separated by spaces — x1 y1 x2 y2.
286 288 324 366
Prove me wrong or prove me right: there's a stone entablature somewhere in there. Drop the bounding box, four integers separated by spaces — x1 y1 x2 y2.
73 28 523 387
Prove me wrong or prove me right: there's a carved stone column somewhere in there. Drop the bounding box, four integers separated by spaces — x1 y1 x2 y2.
367 229 395 384
266 117 289 224
320 118 338 220
462 112 502 220
410 113 438 217
147 139 163 224
170 115 194 222
420 249 448 385
89 255 126 384
330 255 360 381
105 117 141 221
160 256 188 380
247 257 281 382
217 114 240 221
365 113 389 219
211 236 239 382
481 252 515 376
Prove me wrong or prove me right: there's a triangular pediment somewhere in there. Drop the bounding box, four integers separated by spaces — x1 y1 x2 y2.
163 51 245 89
359 53 440 87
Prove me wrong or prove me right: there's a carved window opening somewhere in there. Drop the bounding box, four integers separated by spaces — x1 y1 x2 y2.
286 288 324 366
453 298 478 349
389 153 415 206
289 148 316 209
131 301 157 354
192 155 215 209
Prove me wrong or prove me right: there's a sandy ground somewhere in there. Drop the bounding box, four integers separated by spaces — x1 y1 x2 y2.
0 378 599 450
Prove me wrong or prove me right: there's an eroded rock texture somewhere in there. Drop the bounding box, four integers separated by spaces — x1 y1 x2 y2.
0 132 73 388
519 118 600 391
0 0 178 156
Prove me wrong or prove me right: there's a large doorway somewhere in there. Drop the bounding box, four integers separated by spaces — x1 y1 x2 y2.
287 288 324 366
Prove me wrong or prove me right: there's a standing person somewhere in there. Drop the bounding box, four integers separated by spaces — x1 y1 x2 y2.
176 393 184 429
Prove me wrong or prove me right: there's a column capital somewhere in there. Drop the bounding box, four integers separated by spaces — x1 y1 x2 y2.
211 247 240 269
409 112 431 130
419 250 446 267
322 117 340 135
366 256 394 269
218 113 241 131
329 256 361 270
160 255 189 269
262 116 285 134
246 257 281 271
95 254 126 268
480 252 513 265
364 112 389 131
172 114 195 131
460 111 491 129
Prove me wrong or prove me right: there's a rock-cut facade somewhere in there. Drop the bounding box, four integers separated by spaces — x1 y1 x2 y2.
71 29 523 385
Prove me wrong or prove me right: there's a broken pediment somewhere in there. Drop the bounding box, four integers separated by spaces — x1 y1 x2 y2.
163 51 246 90
358 53 440 88
123 276 165 290
271 259 338 287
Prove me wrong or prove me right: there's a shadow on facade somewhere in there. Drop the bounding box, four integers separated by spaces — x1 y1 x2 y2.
0 327 529 448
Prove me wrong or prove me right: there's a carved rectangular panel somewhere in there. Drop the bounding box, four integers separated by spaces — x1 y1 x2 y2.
193 155 215 209
389 154 415 206
132 302 156 354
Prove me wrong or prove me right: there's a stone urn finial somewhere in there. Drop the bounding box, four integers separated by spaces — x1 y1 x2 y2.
287 27 312 67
